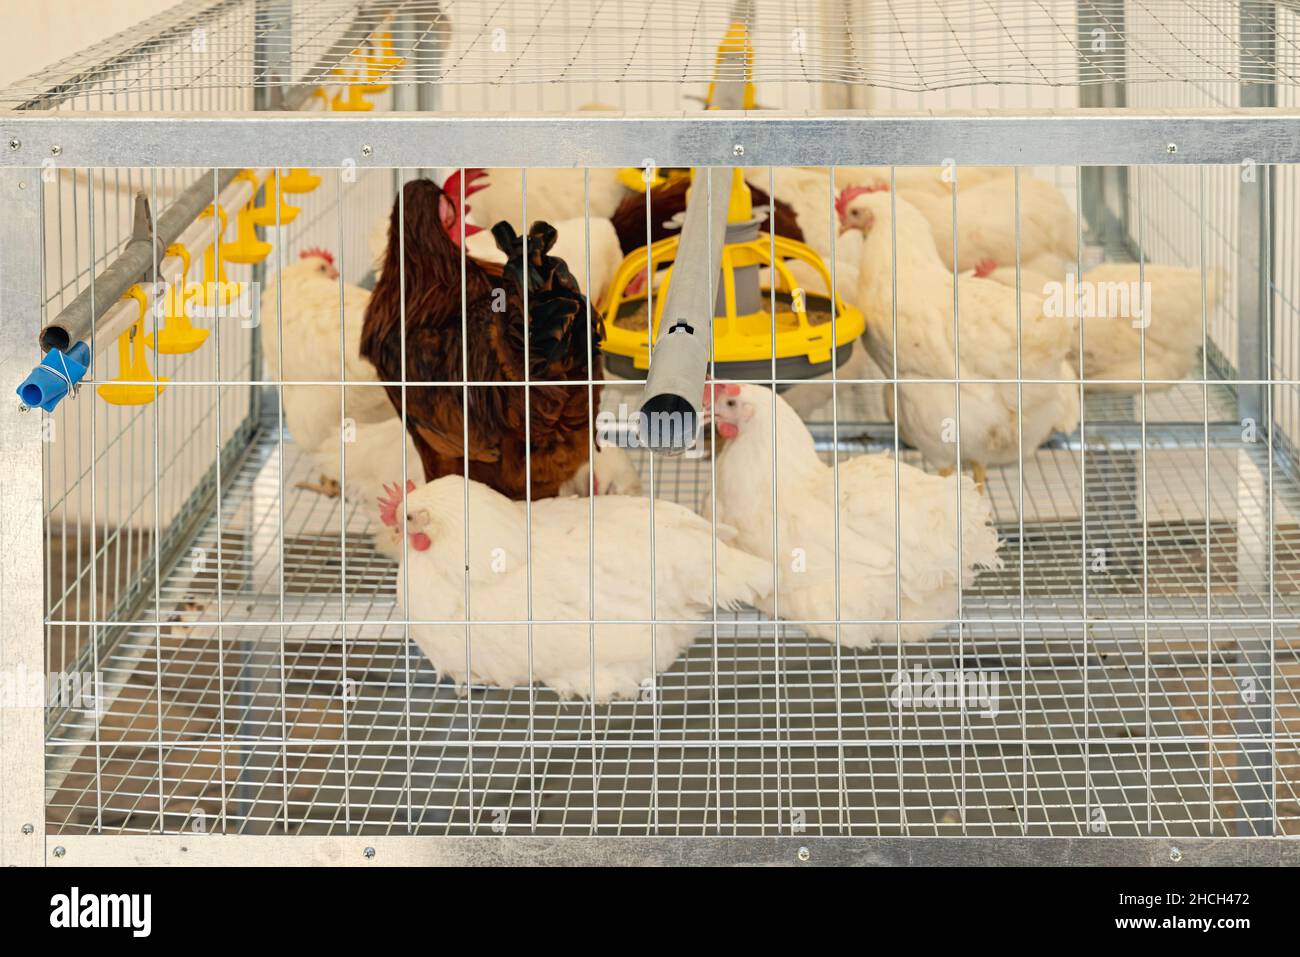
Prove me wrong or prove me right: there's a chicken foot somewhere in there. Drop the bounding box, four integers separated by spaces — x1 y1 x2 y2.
294 474 342 498
937 462 989 496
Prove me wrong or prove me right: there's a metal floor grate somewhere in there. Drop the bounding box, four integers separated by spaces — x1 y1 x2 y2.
44 379 1300 837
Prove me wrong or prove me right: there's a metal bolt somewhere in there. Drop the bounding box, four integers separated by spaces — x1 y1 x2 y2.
363 846 376 859
7 138 19 151
796 846 810 862
52 846 65 858
17 181 26 190
50 145 61 156
733 144 745 157
361 144 373 157
1166 143 1178 154
21 824 33 835
1169 846 1183 863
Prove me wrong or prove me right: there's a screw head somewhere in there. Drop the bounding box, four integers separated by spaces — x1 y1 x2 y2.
21 824 33 835
50 145 61 156
1169 846 1183 863
52 846 65 858
361 144 373 157
796 846 810 862
733 144 745 157
1166 143 1178 154
363 846 376 859
7 138 19 152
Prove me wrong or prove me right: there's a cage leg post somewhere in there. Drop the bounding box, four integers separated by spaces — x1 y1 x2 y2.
0 167 47 863
1076 0 1128 252
1231 0 1277 838
1231 450 1274 835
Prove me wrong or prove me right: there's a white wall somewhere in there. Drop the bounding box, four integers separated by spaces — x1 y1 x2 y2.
0 0 179 88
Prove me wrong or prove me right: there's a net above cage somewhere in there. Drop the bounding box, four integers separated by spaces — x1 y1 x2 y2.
1 0 1296 114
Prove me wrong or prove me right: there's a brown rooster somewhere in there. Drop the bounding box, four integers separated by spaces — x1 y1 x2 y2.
359 178 601 501
608 175 804 255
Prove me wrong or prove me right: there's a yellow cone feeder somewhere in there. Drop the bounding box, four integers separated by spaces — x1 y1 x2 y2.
247 170 300 229
144 245 209 355
221 172 275 264
195 205 242 308
279 167 321 194
601 168 864 380
97 285 169 405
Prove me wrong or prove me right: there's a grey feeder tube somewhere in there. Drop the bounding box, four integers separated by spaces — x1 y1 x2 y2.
637 165 735 453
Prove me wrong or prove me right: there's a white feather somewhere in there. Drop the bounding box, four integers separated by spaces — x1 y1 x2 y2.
399 476 773 700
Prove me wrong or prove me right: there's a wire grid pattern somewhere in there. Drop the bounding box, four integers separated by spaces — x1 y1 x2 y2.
3 0 1297 111
41 375 1300 836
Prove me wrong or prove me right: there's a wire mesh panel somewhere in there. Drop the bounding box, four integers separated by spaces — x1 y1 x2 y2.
3 0 1299 860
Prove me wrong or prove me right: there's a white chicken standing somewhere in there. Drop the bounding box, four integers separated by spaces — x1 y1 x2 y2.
390 475 773 700
840 189 1080 487
704 383 1001 647
965 260 1220 391
259 248 393 495
1070 263 1219 391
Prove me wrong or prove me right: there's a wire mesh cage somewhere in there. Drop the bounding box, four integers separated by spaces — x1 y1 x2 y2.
1 0 1299 865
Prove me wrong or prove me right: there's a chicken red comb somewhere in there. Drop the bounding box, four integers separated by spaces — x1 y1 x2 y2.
300 247 335 266
442 169 489 243
833 183 889 223
973 258 997 279
443 167 489 199
377 479 416 529
703 381 741 408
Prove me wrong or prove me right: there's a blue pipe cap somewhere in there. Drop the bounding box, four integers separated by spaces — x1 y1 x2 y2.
16 342 91 412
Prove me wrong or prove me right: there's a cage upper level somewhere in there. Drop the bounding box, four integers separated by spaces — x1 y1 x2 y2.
1 0 1296 115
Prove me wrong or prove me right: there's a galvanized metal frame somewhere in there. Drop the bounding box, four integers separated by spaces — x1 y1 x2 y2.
3 110 1299 173
5 0 1300 867
5 110 1300 863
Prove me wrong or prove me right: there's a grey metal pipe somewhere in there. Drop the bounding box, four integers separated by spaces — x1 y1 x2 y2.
37 0 389 352
637 166 734 452
39 170 239 353
637 28 750 453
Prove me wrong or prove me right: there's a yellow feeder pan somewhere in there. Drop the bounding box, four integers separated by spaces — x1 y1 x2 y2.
330 68 375 111
279 167 321 194
706 22 759 110
601 170 864 381
145 244 210 354
375 30 405 71
248 170 300 228
195 205 242 308
97 286 169 405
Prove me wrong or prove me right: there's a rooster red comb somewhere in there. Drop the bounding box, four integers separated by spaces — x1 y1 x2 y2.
440 168 488 242
834 183 889 222
300 247 335 265
377 479 417 529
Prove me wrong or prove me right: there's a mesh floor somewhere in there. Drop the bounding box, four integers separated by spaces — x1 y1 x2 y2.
44 380 1300 837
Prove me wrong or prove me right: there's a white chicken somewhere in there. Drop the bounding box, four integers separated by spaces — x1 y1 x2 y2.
704 383 1001 647
853 174 1078 278
744 165 1013 266
1070 263 1219 391
259 248 393 494
841 189 1080 486
314 416 421 559
966 260 1220 391
389 475 773 700
557 443 644 497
